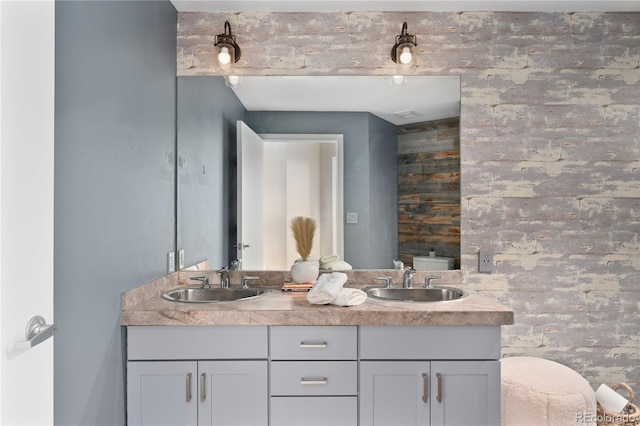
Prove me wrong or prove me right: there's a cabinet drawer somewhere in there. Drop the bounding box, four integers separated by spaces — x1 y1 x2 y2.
270 326 357 360
270 361 357 396
360 325 501 360
271 396 357 426
127 326 267 360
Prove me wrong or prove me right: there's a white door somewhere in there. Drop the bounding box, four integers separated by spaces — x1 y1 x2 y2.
0 1 55 424
237 121 264 270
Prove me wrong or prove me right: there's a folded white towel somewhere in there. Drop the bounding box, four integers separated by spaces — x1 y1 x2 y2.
319 254 340 269
325 260 352 271
306 272 347 304
331 288 367 307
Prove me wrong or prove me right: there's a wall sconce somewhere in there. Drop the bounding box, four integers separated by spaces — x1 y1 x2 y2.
391 21 417 73
214 21 241 72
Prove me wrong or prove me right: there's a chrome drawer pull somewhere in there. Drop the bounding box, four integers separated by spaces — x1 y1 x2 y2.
300 377 328 385
436 373 443 403
299 341 327 349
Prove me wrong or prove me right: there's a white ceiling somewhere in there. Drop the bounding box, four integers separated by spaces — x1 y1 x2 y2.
172 0 640 13
230 76 461 125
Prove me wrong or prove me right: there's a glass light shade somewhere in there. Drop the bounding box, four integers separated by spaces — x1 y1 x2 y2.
395 43 415 73
217 44 235 71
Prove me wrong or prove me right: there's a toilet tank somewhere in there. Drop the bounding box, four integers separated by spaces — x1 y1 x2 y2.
413 256 454 271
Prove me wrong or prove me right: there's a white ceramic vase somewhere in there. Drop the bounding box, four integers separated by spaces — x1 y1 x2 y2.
290 260 319 284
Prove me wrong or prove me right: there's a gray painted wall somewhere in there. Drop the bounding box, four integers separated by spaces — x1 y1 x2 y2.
177 77 246 269
178 11 640 392
54 1 177 424
244 110 398 268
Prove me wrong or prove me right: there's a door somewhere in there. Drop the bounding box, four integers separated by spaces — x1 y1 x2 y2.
127 361 198 426
0 1 55 424
360 361 431 426
236 121 264 269
430 361 500 426
198 360 268 426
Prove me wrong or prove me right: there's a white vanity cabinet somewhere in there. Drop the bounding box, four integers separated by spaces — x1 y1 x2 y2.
359 326 501 426
126 326 268 426
269 326 358 426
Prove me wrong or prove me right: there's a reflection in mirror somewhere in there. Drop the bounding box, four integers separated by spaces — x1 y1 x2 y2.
177 76 460 270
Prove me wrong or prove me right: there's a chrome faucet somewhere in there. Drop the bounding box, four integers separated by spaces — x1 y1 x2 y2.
424 276 443 289
402 267 416 288
191 276 210 289
217 267 230 289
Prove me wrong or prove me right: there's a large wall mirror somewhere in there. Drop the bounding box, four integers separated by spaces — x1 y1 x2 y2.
177 75 460 270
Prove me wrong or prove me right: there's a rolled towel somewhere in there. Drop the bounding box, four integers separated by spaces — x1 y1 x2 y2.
331 288 367 307
319 254 340 269
306 272 348 304
325 260 352 271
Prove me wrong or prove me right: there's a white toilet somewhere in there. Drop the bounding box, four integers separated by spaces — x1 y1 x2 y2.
413 255 454 270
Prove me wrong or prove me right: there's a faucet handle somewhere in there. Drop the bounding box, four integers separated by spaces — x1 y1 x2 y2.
424 276 443 288
191 276 209 288
241 276 260 289
217 266 228 273
374 276 394 288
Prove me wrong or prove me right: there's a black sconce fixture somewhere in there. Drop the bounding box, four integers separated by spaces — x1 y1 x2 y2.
391 21 417 73
214 21 241 72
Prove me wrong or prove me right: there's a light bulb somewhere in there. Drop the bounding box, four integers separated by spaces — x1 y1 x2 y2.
218 46 231 66
390 75 407 86
399 47 413 65
224 75 241 88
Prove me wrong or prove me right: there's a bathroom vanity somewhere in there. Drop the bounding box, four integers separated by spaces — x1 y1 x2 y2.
122 272 513 426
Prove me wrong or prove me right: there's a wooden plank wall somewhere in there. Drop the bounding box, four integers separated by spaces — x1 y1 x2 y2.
398 118 460 267
177 11 640 391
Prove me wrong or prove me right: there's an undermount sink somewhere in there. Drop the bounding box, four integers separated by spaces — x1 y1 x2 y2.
366 286 468 302
162 287 271 303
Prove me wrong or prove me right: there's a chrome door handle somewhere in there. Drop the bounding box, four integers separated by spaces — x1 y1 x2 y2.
422 373 428 403
436 373 443 403
186 373 192 402
15 315 56 350
200 373 206 403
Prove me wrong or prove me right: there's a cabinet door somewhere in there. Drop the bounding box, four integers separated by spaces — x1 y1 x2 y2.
198 360 268 426
127 361 198 426
430 361 500 426
360 361 431 426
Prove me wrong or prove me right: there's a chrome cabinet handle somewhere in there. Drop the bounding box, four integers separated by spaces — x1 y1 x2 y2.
200 373 206 403
422 373 428 403
436 373 443 403
300 377 328 385
186 373 192 403
299 341 327 349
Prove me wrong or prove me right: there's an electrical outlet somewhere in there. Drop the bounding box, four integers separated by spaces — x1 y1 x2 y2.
479 251 493 273
178 249 185 270
168 252 175 273
346 212 358 224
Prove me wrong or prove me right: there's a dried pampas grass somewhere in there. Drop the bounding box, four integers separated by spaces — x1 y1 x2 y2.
290 216 317 261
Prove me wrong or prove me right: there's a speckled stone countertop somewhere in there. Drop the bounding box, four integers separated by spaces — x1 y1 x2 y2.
121 269 514 326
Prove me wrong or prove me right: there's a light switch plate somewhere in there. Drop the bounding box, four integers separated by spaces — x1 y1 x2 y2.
346 212 358 224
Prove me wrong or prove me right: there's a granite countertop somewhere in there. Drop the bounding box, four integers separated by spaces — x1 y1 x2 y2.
121 270 514 326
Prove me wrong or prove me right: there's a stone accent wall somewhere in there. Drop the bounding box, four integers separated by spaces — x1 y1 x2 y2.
178 12 640 390
398 118 461 267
